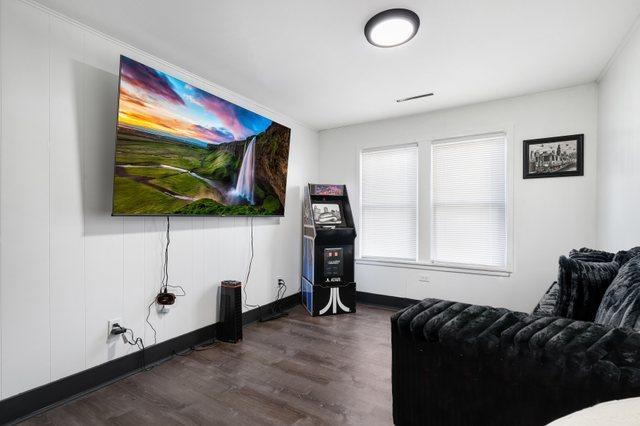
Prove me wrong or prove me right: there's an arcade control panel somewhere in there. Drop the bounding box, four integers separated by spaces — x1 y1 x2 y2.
323 248 344 281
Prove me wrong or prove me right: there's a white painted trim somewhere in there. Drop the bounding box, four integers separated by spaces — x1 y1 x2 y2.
356 144 362 259
506 124 515 273
0 0 4 399
356 258 512 277
430 131 507 146
17 0 316 132
360 141 419 153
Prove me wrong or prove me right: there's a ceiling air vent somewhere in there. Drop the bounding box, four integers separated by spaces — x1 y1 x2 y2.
396 92 434 103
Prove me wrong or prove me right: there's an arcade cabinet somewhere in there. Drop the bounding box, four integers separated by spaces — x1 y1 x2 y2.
301 184 357 316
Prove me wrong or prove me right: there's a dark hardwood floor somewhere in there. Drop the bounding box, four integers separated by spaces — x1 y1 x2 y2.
21 305 394 425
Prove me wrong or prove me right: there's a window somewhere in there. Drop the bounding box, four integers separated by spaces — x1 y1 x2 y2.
431 134 507 268
360 145 418 260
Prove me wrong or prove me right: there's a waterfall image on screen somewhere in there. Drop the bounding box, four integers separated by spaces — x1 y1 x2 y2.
112 56 291 216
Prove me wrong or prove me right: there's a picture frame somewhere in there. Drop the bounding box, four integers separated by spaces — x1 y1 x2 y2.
523 134 584 179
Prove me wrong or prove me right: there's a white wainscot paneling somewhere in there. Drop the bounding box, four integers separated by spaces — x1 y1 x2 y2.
49 15 86 381
0 0 319 400
82 31 125 368
1 0 51 398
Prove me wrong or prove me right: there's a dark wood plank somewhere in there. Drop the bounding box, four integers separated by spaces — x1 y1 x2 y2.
21 305 395 425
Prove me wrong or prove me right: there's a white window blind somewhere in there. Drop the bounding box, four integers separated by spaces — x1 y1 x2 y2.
431 135 507 268
361 145 418 260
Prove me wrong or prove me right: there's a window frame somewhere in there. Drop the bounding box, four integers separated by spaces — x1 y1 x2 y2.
356 126 514 277
358 143 419 262
429 132 510 271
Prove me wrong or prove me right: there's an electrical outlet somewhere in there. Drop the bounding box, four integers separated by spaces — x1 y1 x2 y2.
418 275 430 283
107 318 122 338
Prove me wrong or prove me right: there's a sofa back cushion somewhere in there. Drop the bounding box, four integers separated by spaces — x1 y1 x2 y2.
613 246 640 267
556 256 619 321
531 249 616 318
595 256 640 329
569 247 615 263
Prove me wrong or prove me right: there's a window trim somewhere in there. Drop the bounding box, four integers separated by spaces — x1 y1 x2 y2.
355 125 514 277
355 258 511 277
358 143 419 261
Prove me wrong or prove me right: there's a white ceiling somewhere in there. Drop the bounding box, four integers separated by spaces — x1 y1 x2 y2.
34 0 640 130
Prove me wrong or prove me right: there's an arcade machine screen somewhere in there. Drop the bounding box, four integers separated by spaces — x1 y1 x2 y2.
312 202 343 226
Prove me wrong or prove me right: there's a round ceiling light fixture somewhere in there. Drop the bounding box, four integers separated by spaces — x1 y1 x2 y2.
364 8 420 48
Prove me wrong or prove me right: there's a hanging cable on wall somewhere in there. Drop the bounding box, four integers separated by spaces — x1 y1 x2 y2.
243 217 260 310
146 216 186 346
240 217 291 322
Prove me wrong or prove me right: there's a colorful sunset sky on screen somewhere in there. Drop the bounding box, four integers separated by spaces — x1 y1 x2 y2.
117 56 272 145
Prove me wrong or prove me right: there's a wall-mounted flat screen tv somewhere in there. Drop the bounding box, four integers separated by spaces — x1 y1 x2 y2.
112 56 291 216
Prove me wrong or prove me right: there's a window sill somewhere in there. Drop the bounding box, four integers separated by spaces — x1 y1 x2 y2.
355 258 512 277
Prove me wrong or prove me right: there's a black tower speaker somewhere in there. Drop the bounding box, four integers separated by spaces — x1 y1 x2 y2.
219 280 242 343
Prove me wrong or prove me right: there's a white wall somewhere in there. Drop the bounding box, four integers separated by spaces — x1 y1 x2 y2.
0 0 319 400
320 84 598 313
597 23 640 251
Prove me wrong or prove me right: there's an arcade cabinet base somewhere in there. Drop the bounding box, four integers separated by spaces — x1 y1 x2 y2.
301 277 356 317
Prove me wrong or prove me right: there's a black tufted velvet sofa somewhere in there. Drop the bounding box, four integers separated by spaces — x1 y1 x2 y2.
391 298 640 426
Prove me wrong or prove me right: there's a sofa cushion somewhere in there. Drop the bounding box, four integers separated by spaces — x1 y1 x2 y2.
556 256 619 321
595 256 640 329
532 282 560 316
613 246 640 266
569 247 615 263
530 249 615 317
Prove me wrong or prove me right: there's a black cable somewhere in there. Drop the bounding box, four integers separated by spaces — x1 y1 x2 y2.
122 327 147 369
164 284 186 296
174 339 217 357
258 278 289 323
123 328 144 350
239 216 289 322
145 297 158 345
273 279 287 315
146 216 187 347
162 216 171 291
126 331 215 372
174 347 195 357
243 217 260 310
118 217 206 375
194 340 216 351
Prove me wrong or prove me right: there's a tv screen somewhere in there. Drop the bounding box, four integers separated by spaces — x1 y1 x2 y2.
112 56 291 216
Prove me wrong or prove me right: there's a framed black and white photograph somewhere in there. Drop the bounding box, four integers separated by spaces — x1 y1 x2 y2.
523 134 584 179
312 203 343 225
